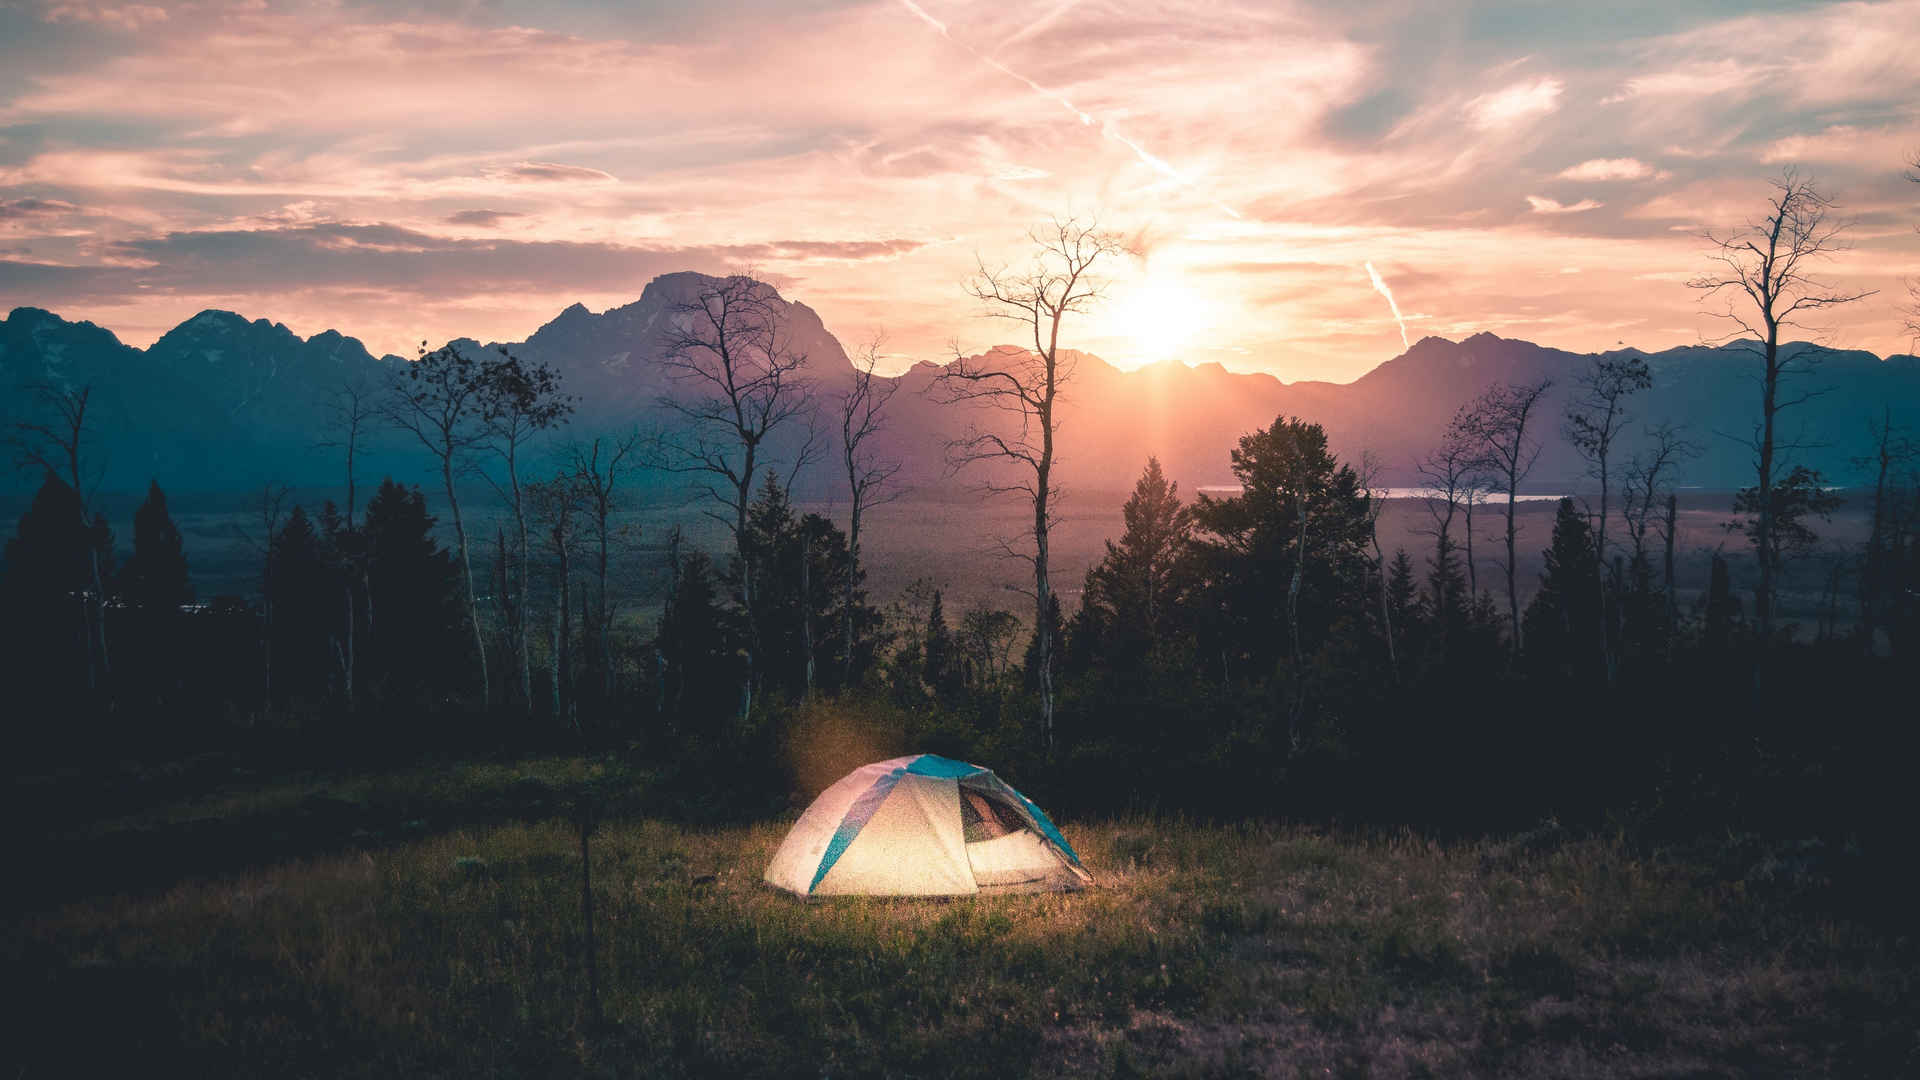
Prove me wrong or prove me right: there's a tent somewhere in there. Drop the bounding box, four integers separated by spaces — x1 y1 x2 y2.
764 754 1092 897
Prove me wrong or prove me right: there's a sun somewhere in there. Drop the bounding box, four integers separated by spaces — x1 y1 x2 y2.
1102 267 1213 368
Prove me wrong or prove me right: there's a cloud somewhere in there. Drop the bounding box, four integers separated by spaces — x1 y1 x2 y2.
1555 158 1661 182
493 161 617 183
1464 77 1563 130
42 3 168 31
0 197 82 220
444 209 524 227
1526 195 1603 214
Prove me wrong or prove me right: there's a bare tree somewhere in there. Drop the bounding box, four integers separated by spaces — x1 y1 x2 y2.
1623 424 1700 654
1565 355 1652 685
838 335 904 687
1458 379 1554 657
319 377 379 530
384 342 497 706
478 350 573 713
654 273 818 718
8 383 111 691
1622 424 1700 574
1689 168 1874 641
928 217 1131 751
528 474 586 726
1906 152 1919 347
319 376 380 712
565 431 645 706
233 483 289 711
1416 420 1478 627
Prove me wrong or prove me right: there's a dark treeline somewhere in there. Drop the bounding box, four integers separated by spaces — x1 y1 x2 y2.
5 185 1920 899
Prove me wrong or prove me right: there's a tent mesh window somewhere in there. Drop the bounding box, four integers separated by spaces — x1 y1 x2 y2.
960 788 1023 843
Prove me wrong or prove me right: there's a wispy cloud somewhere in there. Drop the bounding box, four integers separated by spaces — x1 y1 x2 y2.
1555 158 1663 182
1464 77 1563 130
1526 195 1603 214
0 0 1914 375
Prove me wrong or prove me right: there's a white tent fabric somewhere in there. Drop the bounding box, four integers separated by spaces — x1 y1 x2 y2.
764 754 1091 897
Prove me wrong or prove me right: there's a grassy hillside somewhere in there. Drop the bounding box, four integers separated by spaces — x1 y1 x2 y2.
9 759 1912 1078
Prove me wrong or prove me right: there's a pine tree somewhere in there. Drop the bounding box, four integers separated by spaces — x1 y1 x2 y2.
116 481 193 708
657 550 739 727
118 481 192 612
1521 498 1602 679
1083 457 1194 667
362 479 466 706
923 589 957 701
1386 549 1420 630
1704 552 1741 652
269 506 337 705
1 473 97 704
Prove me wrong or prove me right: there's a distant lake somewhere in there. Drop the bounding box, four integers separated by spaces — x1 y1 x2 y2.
1196 486 1568 503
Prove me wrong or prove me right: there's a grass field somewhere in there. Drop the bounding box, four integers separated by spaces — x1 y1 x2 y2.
9 756 1914 1078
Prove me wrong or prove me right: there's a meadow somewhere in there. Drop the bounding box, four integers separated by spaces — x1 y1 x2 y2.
9 754 1912 1078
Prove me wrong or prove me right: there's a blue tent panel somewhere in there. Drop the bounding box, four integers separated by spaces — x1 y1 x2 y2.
808 766 907 893
904 754 987 779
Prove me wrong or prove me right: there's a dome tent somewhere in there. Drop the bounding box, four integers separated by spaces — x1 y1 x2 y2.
765 754 1092 897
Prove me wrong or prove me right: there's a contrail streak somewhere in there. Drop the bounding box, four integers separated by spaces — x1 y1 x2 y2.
1365 261 1409 348
893 0 1239 219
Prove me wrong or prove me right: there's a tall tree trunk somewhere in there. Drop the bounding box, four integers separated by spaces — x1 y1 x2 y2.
1464 495 1479 598
801 532 815 695
1504 482 1521 657
442 457 490 707
597 504 612 706
1756 323 1779 644
1663 492 1678 662
1372 531 1397 681
843 498 860 689
509 449 533 713
1034 444 1054 755
1597 453 1615 687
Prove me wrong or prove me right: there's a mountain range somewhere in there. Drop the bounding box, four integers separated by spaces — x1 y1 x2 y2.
4 271 1917 500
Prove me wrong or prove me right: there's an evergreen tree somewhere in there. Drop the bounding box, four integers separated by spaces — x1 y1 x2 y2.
1189 417 1373 680
116 481 193 709
362 479 467 706
1733 465 1844 636
118 481 191 611
268 506 337 704
1522 498 1602 679
1 473 97 706
657 550 741 727
923 589 958 700
1704 552 1741 652
1082 457 1194 668
731 473 879 697
1385 549 1420 633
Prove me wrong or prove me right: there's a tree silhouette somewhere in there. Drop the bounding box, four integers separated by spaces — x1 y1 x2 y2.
655 274 820 719
1690 169 1873 642
1081 457 1193 669
1457 378 1554 657
930 216 1131 753
1565 355 1651 685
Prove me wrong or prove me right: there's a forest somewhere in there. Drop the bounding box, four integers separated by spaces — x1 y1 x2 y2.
7 200 1918 865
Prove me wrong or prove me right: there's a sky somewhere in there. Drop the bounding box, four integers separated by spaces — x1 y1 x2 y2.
0 0 1916 382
